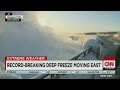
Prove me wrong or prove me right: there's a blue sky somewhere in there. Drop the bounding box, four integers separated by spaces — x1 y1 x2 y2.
36 11 120 33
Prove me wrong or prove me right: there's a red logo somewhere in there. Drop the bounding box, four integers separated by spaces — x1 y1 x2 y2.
103 56 115 69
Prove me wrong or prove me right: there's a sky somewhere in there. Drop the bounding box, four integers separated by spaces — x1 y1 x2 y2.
1 11 120 33
34 11 120 33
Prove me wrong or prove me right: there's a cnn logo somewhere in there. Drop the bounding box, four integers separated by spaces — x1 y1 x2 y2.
103 60 115 69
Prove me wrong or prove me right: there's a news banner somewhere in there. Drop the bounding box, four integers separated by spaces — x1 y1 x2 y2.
5 56 115 74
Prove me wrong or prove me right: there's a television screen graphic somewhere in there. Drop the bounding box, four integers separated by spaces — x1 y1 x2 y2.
0 11 120 79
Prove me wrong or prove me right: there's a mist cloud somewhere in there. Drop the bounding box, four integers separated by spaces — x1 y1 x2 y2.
0 11 82 61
